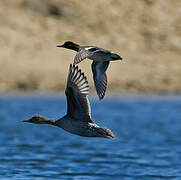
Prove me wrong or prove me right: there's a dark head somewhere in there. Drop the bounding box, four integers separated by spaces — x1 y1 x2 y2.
23 115 51 124
56 41 79 51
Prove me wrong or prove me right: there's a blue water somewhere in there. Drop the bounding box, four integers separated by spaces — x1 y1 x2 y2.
0 94 181 180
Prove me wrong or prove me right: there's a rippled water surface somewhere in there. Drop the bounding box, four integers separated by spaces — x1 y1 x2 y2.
0 94 181 180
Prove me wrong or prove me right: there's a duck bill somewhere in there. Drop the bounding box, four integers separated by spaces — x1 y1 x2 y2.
56 44 64 47
23 120 30 123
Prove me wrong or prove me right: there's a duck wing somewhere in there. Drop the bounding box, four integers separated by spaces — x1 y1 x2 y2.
74 49 93 65
74 47 108 64
91 61 110 100
65 64 93 123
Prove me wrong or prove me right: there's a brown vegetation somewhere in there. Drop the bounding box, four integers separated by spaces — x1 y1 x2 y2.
0 0 181 94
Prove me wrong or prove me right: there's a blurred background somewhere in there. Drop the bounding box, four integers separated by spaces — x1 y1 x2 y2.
0 0 181 94
1 1 181 179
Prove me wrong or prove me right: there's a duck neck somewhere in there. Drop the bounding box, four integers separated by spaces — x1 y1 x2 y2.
48 119 56 125
41 117 57 126
53 116 67 128
67 43 80 51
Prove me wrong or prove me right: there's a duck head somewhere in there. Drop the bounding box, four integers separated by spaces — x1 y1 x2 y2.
23 115 52 124
56 41 79 51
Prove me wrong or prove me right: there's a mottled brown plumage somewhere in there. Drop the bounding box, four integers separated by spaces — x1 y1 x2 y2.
24 64 115 139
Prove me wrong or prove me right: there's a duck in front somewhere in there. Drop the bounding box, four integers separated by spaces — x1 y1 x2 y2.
57 41 122 100
23 64 115 139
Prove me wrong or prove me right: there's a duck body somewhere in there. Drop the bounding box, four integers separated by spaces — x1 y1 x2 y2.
79 46 110 62
57 41 122 63
57 41 123 100
56 116 112 138
80 46 121 62
24 64 115 139
56 116 97 137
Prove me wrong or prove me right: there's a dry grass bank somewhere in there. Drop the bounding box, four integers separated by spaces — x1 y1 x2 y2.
0 0 181 94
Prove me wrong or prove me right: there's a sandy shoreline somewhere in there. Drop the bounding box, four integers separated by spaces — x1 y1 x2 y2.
0 92 180 100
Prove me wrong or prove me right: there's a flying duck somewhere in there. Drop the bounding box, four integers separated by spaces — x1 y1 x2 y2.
57 41 122 100
23 64 115 139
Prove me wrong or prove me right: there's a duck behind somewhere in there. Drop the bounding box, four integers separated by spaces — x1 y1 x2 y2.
57 41 123 100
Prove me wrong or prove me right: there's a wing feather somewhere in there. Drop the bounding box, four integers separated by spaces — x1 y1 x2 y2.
65 64 93 122
74 49 93 64
91 61 110 100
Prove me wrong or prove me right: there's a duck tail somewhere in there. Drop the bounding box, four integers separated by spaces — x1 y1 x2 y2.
111 53 122 60
99 127 115 139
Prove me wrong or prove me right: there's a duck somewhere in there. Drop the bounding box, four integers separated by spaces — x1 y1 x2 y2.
57 41 122 100
23 64 115 139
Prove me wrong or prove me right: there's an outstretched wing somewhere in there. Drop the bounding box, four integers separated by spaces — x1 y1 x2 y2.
91 61 110 100
74 49 93 65
65 64 93 123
